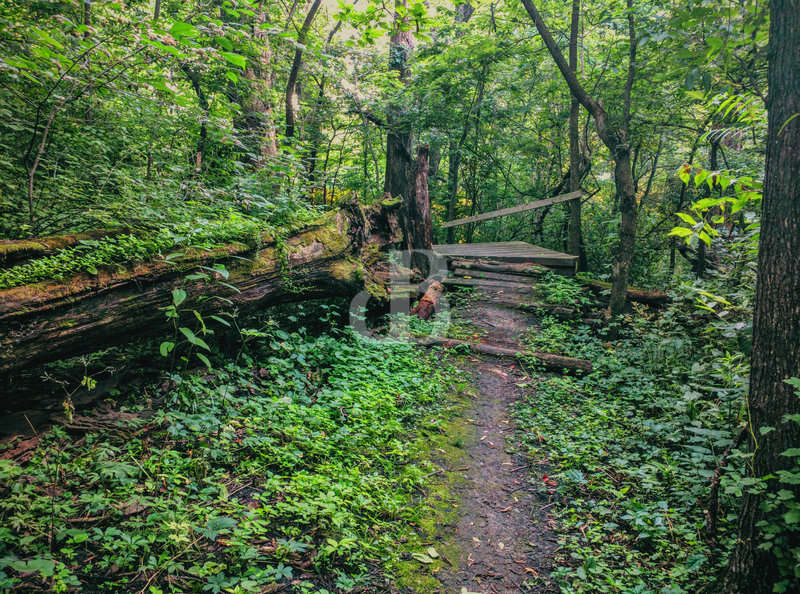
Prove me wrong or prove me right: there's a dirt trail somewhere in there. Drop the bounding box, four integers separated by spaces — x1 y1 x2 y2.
412 292 558 593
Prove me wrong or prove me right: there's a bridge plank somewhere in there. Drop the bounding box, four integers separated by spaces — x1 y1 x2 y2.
441 191 581 229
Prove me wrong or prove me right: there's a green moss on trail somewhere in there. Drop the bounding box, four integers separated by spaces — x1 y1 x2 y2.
392 375 479 592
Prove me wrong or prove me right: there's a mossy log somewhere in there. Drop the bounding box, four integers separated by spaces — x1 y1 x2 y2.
0 197 401 376
580 279 669 308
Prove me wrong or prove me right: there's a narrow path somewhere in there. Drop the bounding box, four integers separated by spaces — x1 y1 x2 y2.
409 291 558 592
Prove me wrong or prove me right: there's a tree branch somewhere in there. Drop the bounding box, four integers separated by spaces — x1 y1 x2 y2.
519 0 611 145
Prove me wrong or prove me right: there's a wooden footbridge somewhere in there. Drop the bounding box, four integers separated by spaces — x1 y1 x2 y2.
433 191 580 279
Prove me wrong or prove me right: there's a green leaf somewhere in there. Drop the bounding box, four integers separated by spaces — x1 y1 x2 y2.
159 341 174 357
411 553 435 564
675 212 697 225
222 51 246 68
11 558 56 577
196 352 212 369
172 288 187 307
179 327 211 351
170 22 199 37
668 227 692 238
686 553 705 571
203 516 238 540
784 508 800 524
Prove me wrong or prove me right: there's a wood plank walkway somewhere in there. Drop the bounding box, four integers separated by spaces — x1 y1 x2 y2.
433 241 578 272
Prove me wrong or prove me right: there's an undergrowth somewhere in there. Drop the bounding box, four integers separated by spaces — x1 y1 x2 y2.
517 301 748 592
0 324 447 592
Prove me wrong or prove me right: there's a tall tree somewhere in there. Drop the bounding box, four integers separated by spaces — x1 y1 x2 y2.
521 0 638 317
722 0 800 591
383 0 414 200
567 0 587 270
285 0 323 142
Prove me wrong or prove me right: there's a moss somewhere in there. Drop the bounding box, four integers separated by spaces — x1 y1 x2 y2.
56 319 79 329
330 258 362 283
0 241 44 266
392 378 478 592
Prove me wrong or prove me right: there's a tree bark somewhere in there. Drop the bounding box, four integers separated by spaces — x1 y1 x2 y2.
721 1 800 591
404 145 433 274
239 7 277 164
411 280 444 320
0 198 402 377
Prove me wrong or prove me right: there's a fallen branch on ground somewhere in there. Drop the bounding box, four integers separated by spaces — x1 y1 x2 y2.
422 338 592 374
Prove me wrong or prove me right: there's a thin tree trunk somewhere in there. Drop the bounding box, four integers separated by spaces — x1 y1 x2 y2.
27 102 63 225
446 62 488 243
521 0 637 319
284 0 323 142
721 1 800 590
605 0 637 319
181 66 209 172
567 0 587 271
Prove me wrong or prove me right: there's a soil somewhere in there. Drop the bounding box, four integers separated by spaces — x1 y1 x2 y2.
407 289 558 593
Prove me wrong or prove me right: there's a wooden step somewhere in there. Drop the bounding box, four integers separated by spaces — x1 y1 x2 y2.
448 258 551 277
442 277 535 291
452 268 539 284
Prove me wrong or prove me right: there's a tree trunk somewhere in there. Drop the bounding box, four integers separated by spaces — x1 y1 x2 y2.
284 0 323 142
181 66 209 172
606 148 637 317
404 145 433 274
445 141 462 244
383 0 414 200
567 0 587 271
0 198 402 377
445 61 489 243
521 0 638 319
721 1 800 591
239 8 277 164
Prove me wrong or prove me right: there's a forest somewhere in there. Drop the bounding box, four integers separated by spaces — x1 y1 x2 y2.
0 0 798 592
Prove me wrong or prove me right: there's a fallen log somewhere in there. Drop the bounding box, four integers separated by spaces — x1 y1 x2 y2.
447 258 550 277
410 281 444 321
0 196 402 376
423 338 592 374
580 279 669 308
